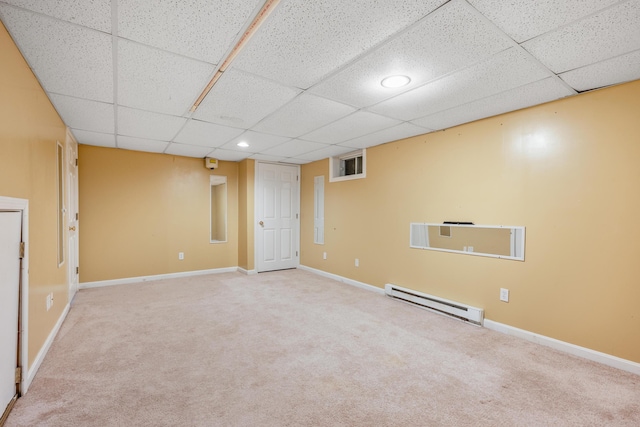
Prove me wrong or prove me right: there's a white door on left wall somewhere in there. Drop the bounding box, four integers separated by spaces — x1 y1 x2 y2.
67 137 79 301
0 211 21 420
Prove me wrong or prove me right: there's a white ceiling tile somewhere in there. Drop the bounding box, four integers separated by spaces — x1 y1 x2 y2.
117 107 186 141
71 129 116 148
560 49 640 92
468 0 620 43
411 77 574 130
49 94 114 134
260 140 329 158
522 0 640 73
117 136 169 153
302 111 402 144
1 0 112 32
370 47 551 121
233 0 448 88
172 120 244 148
295 144 360 161
339 123 432 149
207 148 250 162
279 158 310 165
164 143 214 158
220 131 291 153
193 68 300 128
117 40 214 116
249 154 288 162
252 94 356 137
309 0 513 107
117 0 261 63
0 5 113 102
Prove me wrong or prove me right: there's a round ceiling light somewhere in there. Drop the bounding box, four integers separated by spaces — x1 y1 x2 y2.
381 75 411 88
237 141 249 148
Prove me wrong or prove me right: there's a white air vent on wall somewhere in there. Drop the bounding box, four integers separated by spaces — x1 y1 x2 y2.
385 283 484 326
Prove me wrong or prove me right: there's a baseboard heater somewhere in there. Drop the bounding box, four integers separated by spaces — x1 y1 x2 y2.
384 283 484 326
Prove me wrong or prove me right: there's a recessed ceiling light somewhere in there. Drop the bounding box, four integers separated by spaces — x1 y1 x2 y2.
237 141 249 148
381 75 411 88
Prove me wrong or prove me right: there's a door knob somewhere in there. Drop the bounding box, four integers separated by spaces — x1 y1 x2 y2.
69 226 76 231
259 221 264 227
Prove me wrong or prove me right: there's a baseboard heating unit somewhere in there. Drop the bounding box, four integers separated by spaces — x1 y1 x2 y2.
385 283 484 326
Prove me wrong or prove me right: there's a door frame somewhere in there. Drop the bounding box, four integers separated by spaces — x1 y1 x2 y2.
254 161 301 273
66 129 79 302
0 196 29 397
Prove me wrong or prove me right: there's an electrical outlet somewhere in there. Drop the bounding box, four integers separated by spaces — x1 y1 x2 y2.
178 252 184 260
323 252 327 260
467 246 474 252
500 288 509 302
355 258 359 267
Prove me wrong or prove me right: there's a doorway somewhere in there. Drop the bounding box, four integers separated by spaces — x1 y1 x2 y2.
255 163 300 272
66 131 79 302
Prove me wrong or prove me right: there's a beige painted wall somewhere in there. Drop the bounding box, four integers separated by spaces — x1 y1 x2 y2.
0 22 69 366
237 159 255 271
428 226 511 256
78 146 239 282
301 79 640 363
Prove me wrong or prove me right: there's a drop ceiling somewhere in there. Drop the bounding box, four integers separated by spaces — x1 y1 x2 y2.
1 0 639 164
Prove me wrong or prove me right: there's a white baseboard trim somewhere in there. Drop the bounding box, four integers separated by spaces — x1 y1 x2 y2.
238 268 257 275
484 319 640 376
24 302 70 394
297 265 384 295
79 267 238 289
297 266 640 376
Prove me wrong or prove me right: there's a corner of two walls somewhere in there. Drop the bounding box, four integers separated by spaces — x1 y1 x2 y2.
79 148 260 282
300 80 640 364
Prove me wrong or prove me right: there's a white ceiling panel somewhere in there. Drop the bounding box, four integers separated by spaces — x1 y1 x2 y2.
302 111 402 144
370 47 553 121
49 94 114 134
117 136 169 153
309 0 513 107
70 129 116 148
164 143 214 158
193 68 300 128
467 0 620 43
1 0 112 32
220 131 291 153
260 139 329 158
207 148 253 162
522 0 640 73
173 120 244 148
252 94 356 137
560 49 640 92
117 107 186 141
233 0 448 89
0 5 113 102
249 154 288 162
117 0 261 63
339 122 432 149
411 77 574 131
117 39 214 116
295 144 357 161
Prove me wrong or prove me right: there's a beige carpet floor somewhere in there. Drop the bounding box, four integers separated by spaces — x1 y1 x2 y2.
6 269 640 426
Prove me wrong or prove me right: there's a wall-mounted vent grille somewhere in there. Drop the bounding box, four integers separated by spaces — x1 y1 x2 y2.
385 283 483 326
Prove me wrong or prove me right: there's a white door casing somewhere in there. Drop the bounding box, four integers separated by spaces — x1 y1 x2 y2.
256 163 299 272
0 211 22 418
67 132 79 301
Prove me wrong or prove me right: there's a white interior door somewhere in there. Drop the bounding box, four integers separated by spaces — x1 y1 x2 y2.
67 137 79 300
256 163 299 272
0 212 22 419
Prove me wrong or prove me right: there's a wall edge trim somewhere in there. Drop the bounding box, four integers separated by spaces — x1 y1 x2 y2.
483 319 640 376
238 268 257 275
24 302 70 394
79 267 238 289
297 265 385 295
